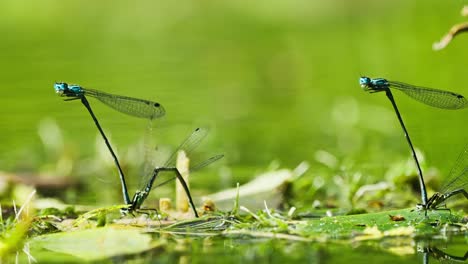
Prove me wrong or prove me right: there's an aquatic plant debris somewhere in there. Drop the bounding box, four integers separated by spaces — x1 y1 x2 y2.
293 208 465 240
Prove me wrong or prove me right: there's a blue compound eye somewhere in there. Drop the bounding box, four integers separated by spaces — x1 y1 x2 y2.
54 83 67 91
359 77 370 85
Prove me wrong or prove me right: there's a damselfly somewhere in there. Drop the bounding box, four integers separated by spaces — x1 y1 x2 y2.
416 143 467 212
360 76 467 205
125 127 224 217
54 82 165 204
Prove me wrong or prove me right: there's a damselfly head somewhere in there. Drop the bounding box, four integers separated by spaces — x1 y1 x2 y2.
359 76 372 89
54 82 68 96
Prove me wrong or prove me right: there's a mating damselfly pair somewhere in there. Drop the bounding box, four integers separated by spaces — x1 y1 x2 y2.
54 82 223 217
360 76 467 214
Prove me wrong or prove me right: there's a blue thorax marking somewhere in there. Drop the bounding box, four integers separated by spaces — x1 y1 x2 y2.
370 78 389 87
68 84 84 95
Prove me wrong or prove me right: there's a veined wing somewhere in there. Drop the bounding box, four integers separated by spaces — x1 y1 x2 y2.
84 88 165 119
441 143 468 193
388 81 467 109
140 127 222 190
154 154 224 188
162 127 209 167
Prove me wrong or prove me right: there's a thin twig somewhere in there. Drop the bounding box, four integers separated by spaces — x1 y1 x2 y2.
433 22 468 50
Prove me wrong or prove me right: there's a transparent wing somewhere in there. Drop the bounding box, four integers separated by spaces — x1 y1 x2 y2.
441 143 468 193
190 154 224 171
153 154 224 188
388 81 467 109
162 127 209 167
138 119 157 188
84 88 165 119
139 127 217 190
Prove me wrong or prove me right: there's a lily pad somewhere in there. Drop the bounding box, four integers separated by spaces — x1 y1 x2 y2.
28 226 160 261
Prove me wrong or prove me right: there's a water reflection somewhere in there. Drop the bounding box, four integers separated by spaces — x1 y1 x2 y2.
108 235 468 263
418 241 468 264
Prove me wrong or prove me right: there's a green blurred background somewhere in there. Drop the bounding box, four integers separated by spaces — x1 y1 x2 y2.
0 0 466 206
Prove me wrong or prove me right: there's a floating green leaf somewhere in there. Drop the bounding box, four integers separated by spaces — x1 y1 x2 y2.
29 226 160 261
